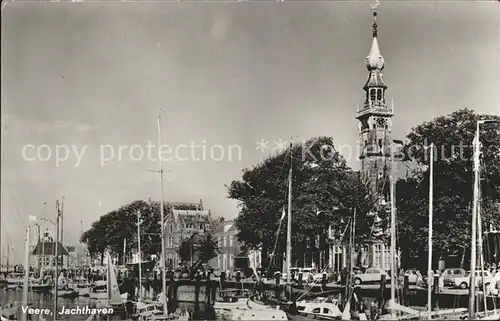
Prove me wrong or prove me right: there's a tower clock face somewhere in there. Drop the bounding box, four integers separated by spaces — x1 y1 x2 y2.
376 117 387 128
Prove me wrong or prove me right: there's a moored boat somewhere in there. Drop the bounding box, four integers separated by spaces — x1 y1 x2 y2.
0 306 19 321
50 288 79 298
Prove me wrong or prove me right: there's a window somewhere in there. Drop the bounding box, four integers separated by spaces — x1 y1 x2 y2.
223 236 227 247
170 225 173 233
229 236 234 247
312 308 321 313
218 237 222 247
377 89 382 100
323 308 330 314
370 89 376 101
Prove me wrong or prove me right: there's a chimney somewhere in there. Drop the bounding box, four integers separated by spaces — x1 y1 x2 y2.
199 198 203 210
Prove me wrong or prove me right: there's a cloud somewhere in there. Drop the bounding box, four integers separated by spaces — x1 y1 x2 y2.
1 113 98 135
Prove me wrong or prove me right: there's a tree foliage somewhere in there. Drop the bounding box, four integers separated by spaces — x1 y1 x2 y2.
81 200 199 265
396 109 500 268
227 136 379 267
177 232 219 275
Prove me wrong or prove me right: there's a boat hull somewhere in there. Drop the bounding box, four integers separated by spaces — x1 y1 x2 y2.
78 287 90 297
50 289 79 298
90 292 128 302
17 284 52 292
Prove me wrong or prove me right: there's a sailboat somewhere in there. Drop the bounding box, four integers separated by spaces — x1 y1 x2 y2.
89 254 128 303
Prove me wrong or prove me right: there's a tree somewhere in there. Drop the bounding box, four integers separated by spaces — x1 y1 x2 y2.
396 109 500 269
80 200 200 265
176 232 219 276
227 136 379 269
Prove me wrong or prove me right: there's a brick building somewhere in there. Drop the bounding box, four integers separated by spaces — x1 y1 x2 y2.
163 200 218 269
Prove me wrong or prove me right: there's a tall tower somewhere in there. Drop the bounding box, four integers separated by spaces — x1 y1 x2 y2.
356 5 393 203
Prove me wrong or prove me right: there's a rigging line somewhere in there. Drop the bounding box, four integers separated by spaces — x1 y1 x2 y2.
296 219 353 301
1 225 23 264
7 189 29 228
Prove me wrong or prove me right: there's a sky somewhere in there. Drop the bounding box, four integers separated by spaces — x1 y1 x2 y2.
1 0 499 264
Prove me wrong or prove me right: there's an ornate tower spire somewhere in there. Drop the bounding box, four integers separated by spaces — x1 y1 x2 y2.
356 1 393 204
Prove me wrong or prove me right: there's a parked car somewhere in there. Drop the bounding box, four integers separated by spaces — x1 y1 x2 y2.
312 272 327 282
301 268 318 283
452 271 493 289
403 270 421 284
353 268 390 285
281 267 301 281
442 268 467 286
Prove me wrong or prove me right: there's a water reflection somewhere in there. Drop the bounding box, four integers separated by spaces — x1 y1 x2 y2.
1 290 213 320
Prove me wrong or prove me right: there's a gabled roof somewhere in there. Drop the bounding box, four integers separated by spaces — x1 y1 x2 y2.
31 242 69 256
174 210 210 225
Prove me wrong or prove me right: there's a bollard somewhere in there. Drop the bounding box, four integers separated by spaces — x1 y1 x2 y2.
167 277 175 314
205 272 212 305
433 275 440 309
195 273 201 304
379 274 386 313
220 271 226 291
275 272 281 298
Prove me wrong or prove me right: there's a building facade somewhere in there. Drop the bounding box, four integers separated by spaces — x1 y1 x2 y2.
30 231 70 269
163 200 216 269
210 220 262 272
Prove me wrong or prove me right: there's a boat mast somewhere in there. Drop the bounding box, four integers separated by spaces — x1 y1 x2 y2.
286 140 293 301
427 143 434 318
157 109 168 315
137 210 142 302
79 220 83 269
123 238 126 266
54 200 60 321
469 122 481 318
478 185 487 314
390 141 396 318
60 196 64 269
351 208 356 285
21 226 30 321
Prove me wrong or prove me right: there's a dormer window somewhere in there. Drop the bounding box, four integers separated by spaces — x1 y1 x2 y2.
377 89 382 101
370 89 376 101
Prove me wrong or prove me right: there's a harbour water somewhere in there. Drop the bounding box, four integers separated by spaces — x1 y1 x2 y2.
1 289 212 320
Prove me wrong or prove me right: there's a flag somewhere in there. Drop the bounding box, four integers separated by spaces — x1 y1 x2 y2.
29 215 37 222
280 207 286 221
